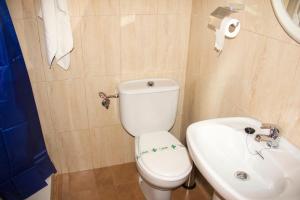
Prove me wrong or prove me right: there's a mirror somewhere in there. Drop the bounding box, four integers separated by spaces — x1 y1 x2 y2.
283 0 300 25
271 0 300 43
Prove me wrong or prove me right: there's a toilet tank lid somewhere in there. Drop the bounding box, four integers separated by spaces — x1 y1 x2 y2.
118 79 179 95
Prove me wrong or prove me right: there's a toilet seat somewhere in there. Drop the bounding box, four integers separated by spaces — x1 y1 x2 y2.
135 131 192 188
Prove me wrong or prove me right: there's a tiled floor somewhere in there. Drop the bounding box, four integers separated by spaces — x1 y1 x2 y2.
51 162 211 200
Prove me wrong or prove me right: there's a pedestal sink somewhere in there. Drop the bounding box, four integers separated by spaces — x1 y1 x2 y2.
186 117 300 200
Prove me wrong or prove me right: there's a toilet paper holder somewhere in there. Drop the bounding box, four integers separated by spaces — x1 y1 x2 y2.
208 3 244 31
209 3 244 52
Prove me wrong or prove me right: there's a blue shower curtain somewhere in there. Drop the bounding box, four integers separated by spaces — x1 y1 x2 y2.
0 1 56 199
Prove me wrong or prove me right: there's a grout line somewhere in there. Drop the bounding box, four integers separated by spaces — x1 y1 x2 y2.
33 13 57 135
79 12 187 18
242 28 300 47
118 0 122 82
76 16 95 170
34 17 48 82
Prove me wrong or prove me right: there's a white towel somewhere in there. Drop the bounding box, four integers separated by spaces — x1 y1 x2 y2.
39 0 73 70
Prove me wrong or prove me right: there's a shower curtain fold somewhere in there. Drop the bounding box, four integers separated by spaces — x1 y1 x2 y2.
0 0 56 199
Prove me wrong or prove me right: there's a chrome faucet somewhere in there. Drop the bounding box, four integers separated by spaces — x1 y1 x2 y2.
255 123 280 148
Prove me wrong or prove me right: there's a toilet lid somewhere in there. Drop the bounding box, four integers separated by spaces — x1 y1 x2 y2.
136 131 192 180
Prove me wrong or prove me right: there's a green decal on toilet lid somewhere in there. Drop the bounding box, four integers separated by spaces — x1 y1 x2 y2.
136 150 149 160
137 144 185 159
141 150 149 154
159 146 168 150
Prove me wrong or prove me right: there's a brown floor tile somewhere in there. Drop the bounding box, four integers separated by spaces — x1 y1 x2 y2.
115 182 145 200
68 170 97 191
110 162 139 185
69 190 100 200
196 174 214 198
51 175 59 200
172 186 209 200
52 162 213 200
59 174 71 200
97 185 119 200
94 166 114 186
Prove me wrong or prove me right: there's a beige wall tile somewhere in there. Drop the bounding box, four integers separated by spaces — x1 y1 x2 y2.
183 12 256 126
182 73 198 126
247 38 300 123
287 130 300 149
85 76 120 128
157 15 178 71
184 16 268 124
185 16 205 75
157 0 180 14
31 82 55 136
178 0 193 14
38 17 84 81
13 19 45 82
178 80 186 115
191 0 206 16
178 13 192 69
121 15 157 74
43 134 62 173
157 0 192 14
34 0 81 17
120 0 157 14
192 0 227 19
278 63 300 146
6 0 37 19
81 16 120 77
208 30 266 112
79 0 119 16
48 79 89 133
67 0 81 16
121 128 135 163
59 130 93 173
171 114 183 141
91 125 134 168
157 15 182 72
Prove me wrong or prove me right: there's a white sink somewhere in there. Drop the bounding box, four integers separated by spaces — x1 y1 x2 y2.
186 117 300 200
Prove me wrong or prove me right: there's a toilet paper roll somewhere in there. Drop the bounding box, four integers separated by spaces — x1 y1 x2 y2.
215 17 240 52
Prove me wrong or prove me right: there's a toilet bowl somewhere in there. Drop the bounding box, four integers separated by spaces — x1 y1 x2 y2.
118 79 192 200
135 131 192 200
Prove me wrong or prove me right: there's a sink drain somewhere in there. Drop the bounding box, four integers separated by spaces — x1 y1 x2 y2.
235 171 249 181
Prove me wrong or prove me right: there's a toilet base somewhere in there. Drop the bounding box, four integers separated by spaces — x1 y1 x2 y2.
138 177 171 200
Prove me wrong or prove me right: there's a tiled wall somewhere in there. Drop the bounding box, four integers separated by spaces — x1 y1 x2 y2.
9 0 300 174
7 0 192 173
182 0 300 147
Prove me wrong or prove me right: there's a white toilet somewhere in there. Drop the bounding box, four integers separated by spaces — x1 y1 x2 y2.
118 79 193 200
